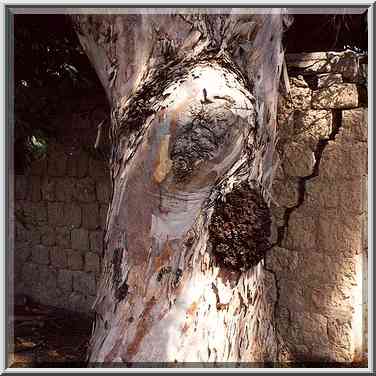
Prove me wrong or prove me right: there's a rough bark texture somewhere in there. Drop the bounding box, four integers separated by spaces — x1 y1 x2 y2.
72 9 287 364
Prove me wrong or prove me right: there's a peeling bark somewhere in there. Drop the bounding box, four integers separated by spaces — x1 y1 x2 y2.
72 9 288 364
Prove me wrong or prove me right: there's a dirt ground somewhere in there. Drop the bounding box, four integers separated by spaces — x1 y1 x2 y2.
9 298 367 368
10 299 92 368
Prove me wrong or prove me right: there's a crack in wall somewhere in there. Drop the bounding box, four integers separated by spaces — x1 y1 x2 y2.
266 108 343 361
276 109 343 246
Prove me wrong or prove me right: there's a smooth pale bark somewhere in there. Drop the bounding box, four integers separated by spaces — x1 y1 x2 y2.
72 9 288 363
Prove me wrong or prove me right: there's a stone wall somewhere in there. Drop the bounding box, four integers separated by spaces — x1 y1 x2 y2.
14 142 111 313
266 50 368 363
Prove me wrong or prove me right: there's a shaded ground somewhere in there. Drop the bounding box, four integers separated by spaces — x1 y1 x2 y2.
10 298 92 367
9 298 367 368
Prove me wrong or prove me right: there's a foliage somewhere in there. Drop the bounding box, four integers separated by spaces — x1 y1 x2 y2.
14 15 102 172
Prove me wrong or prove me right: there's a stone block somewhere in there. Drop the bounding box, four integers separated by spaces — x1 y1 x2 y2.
290 75 309 88
283 141 315 177
348 143 367 178
16 223 41 245
338 179 363 215
271 166 299 208
341 108 367 143
328 50 359 82
89 230 104 255
305 177 339 210
283 210 317 251
16 244 31 263
310 285 353 316
23 203 47 225
328 318 352 350
298 251 336 286
55 178 75 202
50 246 68 269
67 249 84 270
317 210 362 255
41 177 56 201
15 223 28 246
82 203 99 230
39 265 58 291
56 227 71 248
30 176 42 202
37 285 63 308
96 181 111 203
73 271 96 295
311 83 358 109
292 311 329 351
57 269 73 292
40 226 56 246
31 244 49 265
74 177 96 203
48 202 64 226
294 110 333 142
63 203 81 228
71 228 89 250
22 263 40 284
278 278 305 312
318 141 364 181
85 252 100 273
290 85 312 110
317 73 343 88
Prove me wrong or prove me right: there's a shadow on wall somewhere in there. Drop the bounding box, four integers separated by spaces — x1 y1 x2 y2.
285 14 367 53
14 91 111 314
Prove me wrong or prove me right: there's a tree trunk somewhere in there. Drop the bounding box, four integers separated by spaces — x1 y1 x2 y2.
71 9 289 364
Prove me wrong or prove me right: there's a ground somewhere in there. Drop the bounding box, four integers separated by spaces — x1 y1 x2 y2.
10 298 367 368
10 298 92 367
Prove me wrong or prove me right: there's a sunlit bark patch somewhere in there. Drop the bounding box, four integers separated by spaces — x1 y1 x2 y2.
209 182 271 271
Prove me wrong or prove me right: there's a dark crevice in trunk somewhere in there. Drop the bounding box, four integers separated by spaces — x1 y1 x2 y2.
111 247 129 302
262 260 281 361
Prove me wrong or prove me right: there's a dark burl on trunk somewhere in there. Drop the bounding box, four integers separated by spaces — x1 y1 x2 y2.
209 182 271 271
